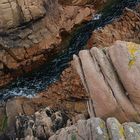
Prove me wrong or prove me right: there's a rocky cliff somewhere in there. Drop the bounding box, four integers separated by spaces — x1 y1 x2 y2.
0 0 104 87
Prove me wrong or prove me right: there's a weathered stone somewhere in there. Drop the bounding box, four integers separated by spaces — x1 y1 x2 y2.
106 118 125 140
108 41 140 113
123 122 140 140
15 116 140 140
86 117 109 140
73 41 140 123
78 50 127 121
15 107 68 140
0 0 94 87
91 47 140 122
88 7 140 48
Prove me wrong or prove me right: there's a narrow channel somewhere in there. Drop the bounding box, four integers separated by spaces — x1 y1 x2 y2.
0 0 138 100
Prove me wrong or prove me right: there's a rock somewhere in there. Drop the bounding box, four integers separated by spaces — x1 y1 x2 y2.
91 47 139 122
39 65 88 119
78 50 127 121
0 0 94 87
58 0 109 8
49 117 140 140
73 41 140 123
86 117 109 140
107 118 125 140
88 6 140 48
108 41 140 114
15 107 69 140
123 122 140 140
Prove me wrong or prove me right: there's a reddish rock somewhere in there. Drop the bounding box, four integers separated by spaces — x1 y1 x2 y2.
88 7 140 48
0 0 95 87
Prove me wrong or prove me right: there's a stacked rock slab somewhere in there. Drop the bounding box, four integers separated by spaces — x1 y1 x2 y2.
73 41 140 123
49 117 140 140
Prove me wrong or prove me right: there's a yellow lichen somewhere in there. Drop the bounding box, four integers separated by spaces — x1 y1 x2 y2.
119 126 125 137
127 42 140 67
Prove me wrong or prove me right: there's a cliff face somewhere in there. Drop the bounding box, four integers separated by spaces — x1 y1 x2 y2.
0 0 99 87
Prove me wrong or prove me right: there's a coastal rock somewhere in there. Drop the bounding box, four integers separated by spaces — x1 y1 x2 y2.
0 65 88 139
108 41 140 114
0 0 95 87
73 41 140 123
88 6 140 48
49 117 140 140
15 107 68 140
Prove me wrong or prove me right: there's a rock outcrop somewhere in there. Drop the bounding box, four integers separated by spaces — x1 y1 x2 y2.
88 6 140 48
73 41 140 123
15 107 68 140
0 65 88 139
0 0 96 87
49 117 140 140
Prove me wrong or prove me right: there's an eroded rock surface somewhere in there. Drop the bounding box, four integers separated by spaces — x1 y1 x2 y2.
73 41 140 123
0 0 95 87
49 117 140 140
0 65 88 139
88 6 140 48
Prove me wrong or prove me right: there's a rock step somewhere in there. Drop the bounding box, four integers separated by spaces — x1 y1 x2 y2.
49 117 140 140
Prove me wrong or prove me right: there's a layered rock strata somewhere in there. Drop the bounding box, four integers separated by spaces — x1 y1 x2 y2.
0 0 95 87
49 117 140 140
73 41 140 123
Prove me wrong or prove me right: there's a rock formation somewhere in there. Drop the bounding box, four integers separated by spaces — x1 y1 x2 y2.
0 0 96 87
73 41 140 123
49 117 140 140
88 5 140 48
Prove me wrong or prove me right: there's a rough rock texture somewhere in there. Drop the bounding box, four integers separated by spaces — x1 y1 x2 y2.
15 107 68 140
58 0 109 9
88 6 140 48
73 41 140 123
49 117 140 140
0 65 88 138
39 65 88 120
0 0 95 87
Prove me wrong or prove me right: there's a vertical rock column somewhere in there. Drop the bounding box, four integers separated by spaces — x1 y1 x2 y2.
73 41 140 122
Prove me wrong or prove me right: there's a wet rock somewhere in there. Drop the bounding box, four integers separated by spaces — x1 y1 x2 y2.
88 6 140 48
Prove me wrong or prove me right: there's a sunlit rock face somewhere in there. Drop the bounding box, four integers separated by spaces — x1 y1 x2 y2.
0 0 46 31
0 0 96 87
